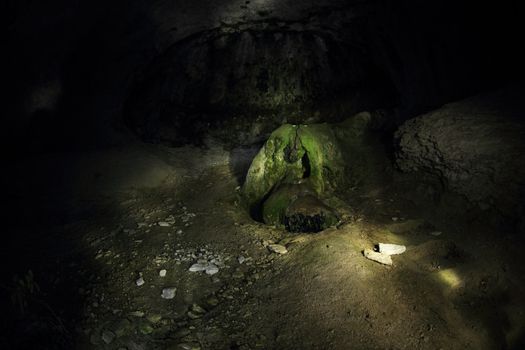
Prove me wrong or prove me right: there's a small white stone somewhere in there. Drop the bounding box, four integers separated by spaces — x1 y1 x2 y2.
363 249 392 265
158 221 171 227
161 287 177 299
135 277 145 286
267 244 288 254
378 243 406 255
205 264 219 275
189 263 206 272
391 217 399 221
159 269 167 277
238 256 246 264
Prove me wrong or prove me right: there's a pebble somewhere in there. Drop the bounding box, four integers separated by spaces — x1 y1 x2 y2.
238 256 246 264
159 269 167 277
206 296 219 306
161 287 177 299
205 264 219 275
189 263 207 272
430 231 442 236
363 249 392 265
101 330 116 344
191 304 207 314
378 243 406 255
267 244 288 254
187 311 202 319
146 314 162 323
136 277 145 286
158 221 171 227
139 323 154 335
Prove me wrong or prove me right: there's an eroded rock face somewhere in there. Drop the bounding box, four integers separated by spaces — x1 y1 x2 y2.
395 87 525 229
124 23 394 146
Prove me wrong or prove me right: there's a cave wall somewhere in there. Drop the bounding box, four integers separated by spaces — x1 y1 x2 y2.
5 0 525 153
125 17 395 146
395 86 525 232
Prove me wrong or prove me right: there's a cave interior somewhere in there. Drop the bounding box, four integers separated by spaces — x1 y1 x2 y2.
4 1 525 349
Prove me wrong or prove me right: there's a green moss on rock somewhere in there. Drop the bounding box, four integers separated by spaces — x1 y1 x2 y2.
242 111 384 229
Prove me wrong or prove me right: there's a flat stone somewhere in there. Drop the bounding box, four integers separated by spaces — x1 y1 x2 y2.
139 323 154 335
189 263 206 272
206 296 219 307
161 287 177 299
187 311 202 319
135 277 145 286
363 249 392 265
378 243 406 255
146 314 162 323
158 221 171 227
191 304 206 314
205 264 219 275
267 244 288 254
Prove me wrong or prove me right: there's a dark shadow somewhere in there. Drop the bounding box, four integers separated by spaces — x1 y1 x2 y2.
229 144 263 186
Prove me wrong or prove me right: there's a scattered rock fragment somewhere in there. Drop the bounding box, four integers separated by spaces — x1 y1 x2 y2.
363 249 392 266
158 221 171 227
161 287 177 299
159 269 167 277
136 277 145 286
189 263 207 272
101 330 116 344
146 314 162 323
430 231 442 236
206 296 219 307
267 244 288 254
378 243 406 255
205 264 219 275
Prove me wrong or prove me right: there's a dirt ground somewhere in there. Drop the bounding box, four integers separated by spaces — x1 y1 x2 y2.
3 140 525 350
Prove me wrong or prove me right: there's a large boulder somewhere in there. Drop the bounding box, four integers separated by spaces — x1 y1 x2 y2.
242 111 385 229
395 87 525 229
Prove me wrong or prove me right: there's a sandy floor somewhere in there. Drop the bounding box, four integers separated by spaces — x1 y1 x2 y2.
4 141 525 350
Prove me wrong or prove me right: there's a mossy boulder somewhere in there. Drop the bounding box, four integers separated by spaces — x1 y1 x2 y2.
242 111 381 230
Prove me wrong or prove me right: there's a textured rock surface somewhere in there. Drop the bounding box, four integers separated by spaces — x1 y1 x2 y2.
7 1 525 152
242 111 388 229
242 112 377 213
395 87 525 227
123 10 398 146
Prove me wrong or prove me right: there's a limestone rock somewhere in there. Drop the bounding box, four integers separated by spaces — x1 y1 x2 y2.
395 87 525 229
378 243 406 255
161 287 177 299
267 244 288 254
363 249 392 265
